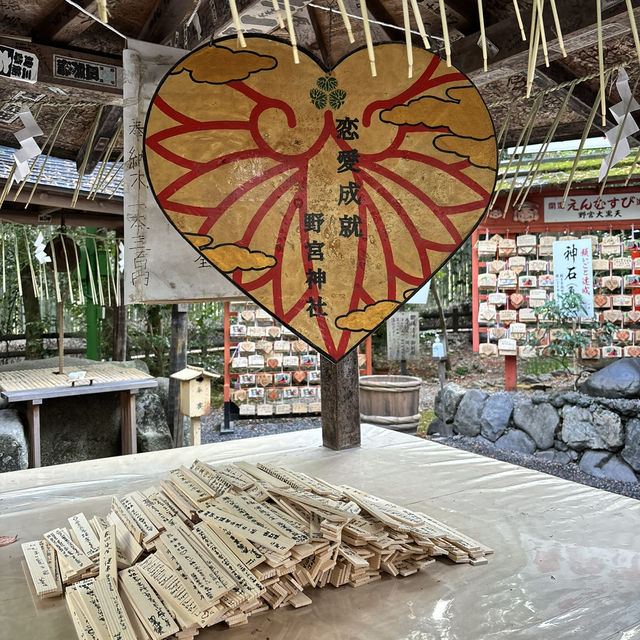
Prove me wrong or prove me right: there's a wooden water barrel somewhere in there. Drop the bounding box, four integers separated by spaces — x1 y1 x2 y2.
359 375 422 432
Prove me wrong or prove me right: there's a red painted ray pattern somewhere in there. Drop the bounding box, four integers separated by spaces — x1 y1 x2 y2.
144 37 497 361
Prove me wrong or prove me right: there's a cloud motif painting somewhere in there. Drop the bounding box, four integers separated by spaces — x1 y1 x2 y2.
144 36 497 361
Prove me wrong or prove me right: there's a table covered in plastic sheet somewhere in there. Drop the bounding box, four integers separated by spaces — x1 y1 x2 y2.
1 425 639 640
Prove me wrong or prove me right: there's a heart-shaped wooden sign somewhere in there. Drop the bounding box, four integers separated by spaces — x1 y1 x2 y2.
628 311 640 324
625 345 640 357
594 294 609 308
144 37 497 361
293 371 307 384
510 293 525 309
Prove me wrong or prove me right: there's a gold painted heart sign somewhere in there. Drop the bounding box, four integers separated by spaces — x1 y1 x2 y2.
144 36 497 361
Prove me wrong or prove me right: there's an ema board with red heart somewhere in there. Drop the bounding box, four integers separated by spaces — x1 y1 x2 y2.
144 36 497 361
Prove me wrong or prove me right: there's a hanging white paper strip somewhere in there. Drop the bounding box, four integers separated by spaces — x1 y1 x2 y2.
599 69 640 182
10 109 43 187
33 231 51 264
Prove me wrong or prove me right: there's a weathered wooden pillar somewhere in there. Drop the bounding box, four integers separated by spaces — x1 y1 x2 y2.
113 272 127 361
320 350 361 450
169 303 188 446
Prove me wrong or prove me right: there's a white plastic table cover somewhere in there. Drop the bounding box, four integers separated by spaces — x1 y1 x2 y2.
1 425 639 640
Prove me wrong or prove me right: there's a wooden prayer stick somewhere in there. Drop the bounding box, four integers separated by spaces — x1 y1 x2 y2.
438 0 451 66
597 0 607 126
360 0 377 77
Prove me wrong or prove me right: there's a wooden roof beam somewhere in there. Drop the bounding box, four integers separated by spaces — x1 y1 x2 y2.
452 0 640 86
534 61 640 146
32 0 98 45
0 38 122 102
0 207 123 230
442 0 480 35
75 105 122 174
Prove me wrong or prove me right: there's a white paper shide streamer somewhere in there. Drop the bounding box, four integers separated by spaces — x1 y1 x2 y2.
33 232 51 265
10 109 43 187
599 69 640 181
118 240 125 273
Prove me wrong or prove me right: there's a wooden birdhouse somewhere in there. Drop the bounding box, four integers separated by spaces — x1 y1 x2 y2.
170 366 219 418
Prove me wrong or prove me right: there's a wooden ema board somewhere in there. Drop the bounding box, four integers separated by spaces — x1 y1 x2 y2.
224 301 370 417
144 36 497 362
22 458 493 639
472 188 640 357
0 365 153 393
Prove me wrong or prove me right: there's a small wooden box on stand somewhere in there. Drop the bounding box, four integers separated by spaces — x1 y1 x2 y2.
170 365 220 446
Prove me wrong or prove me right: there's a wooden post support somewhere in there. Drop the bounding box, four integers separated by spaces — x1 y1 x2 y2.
57 301 64 375
190 416 201 447
437 359 446 389
320 350 361 450
26 398 42 468
120 389 137 455
113 271 127 361
169 304 188 447
505 355 517 391
365 337 373 376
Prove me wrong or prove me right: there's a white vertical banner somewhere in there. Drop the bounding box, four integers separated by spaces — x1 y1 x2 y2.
123 39 243 304
552 239 594 318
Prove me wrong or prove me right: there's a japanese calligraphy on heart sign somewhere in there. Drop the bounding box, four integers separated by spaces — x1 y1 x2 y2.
144 35 497 361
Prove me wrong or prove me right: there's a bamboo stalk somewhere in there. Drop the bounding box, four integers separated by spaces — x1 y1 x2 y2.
50 234 61 303
597 0 607 127
82 239 98 305
60 233 75 305
72 238 84 305
271 0 285 29
438 0 451 66
94 152 123 195
503 94 545 213
526 0 540 97
336 0 355 44
360 0 377 77
477 0 487 72
23 227 39 298
624 145 640 186
88 121 122 200
536 0 549 67
402 0 413 78
561 73 609 206
626 0 640 66
22 107 72 208
228 0 247 48
516 83 575 206
72 105 103 208
496 100 517 150
283 0 299 64
1 227 5 293
409 0 430 49
548 0 566 57
13 235 22 297
599 76 640 196
92 237 105 306
103 240 113 307
41 262 49 300
513 0 526 40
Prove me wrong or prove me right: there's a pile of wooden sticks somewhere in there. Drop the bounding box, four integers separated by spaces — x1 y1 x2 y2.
22 460 492 639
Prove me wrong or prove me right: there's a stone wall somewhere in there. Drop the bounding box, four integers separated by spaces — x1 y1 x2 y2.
432 383 640 483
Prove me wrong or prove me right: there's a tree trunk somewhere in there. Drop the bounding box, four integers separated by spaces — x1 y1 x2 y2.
431 283 450 372
169 304 188 446
20 266 44 360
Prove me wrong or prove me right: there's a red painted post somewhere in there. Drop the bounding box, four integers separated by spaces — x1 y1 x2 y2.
471 228 480 353
365 336 372 375
505 355 517 391
223 301 230 404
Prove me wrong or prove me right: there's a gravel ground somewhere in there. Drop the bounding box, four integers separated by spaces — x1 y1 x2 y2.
199 409 320 443
426 434 640 501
